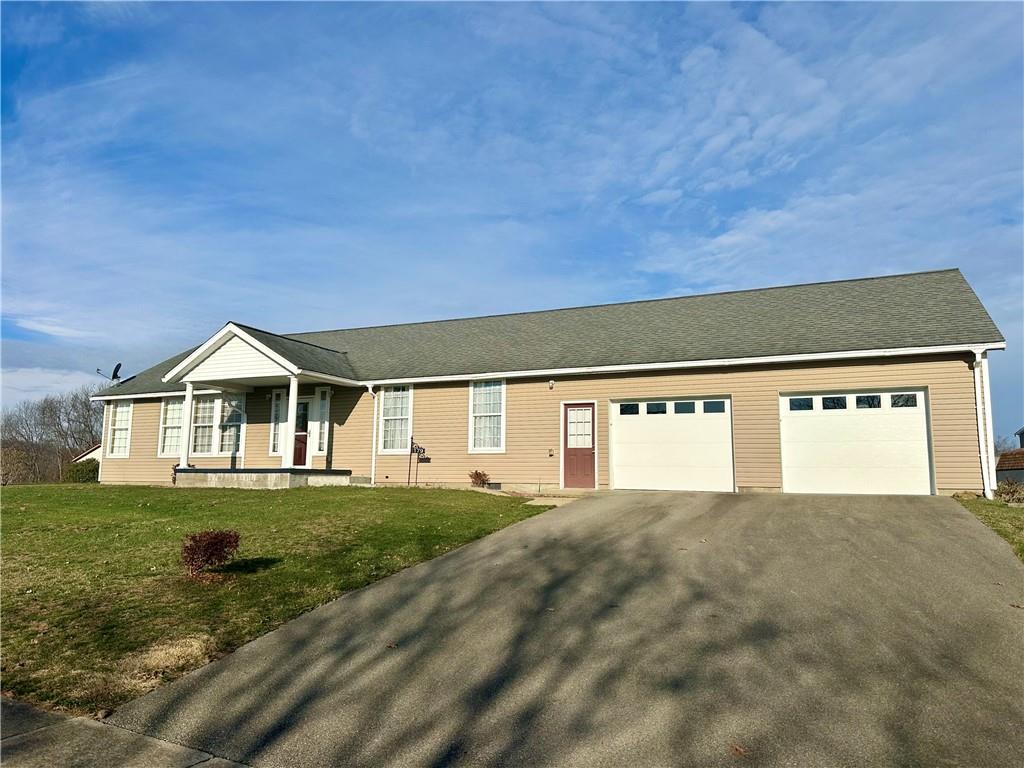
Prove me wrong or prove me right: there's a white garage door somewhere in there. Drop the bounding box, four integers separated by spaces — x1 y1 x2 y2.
780 391 932 495
610 398 735 492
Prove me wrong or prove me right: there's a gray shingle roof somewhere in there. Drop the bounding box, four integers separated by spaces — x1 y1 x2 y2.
97 269 1003 397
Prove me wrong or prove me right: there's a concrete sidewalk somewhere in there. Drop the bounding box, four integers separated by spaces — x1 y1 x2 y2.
0 698 248 768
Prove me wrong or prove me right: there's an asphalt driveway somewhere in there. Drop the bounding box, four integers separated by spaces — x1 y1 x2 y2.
110 492 1024 768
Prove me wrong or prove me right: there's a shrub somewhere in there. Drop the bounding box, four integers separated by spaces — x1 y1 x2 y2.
64 459 100 483
182 530 240 577
995 479 1024 504
468 470 490 488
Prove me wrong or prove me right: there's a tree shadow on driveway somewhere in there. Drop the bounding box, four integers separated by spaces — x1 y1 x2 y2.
108 492 1024 767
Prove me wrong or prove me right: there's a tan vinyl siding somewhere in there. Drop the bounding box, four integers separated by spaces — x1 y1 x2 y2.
373 354 986 493
100 399 236 485
100 353 987 492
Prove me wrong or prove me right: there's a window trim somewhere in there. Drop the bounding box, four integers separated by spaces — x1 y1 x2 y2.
468 379 506 454
190 394 246 457
157 398 185 458
269 389 285 455
378 385 414 455
105 400 133 459
314 386 332 455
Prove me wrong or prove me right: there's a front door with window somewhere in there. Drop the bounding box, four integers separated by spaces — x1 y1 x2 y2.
564 403 596 488
293 401 310 467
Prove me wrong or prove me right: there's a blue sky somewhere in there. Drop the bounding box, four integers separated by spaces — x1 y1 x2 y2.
2 2 1022 436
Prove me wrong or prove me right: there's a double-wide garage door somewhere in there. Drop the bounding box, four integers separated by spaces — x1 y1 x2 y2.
780 390 932 495
610 397 735 492
609 389 933 495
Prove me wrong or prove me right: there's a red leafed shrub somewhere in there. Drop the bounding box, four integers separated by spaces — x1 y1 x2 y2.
468 470 490 488
182 530 240 577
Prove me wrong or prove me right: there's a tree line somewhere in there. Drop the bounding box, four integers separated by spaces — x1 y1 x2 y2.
2 385 104 485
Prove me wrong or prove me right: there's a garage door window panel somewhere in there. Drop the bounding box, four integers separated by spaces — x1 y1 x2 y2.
619 403 639 415
892 394 918 408
789 397 813 411
822 396 847 410
703 400 726 414
674 401 695 414
646 402 667 415
856 395 881 409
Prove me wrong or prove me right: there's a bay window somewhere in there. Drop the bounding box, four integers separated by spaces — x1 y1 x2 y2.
469 380 505 452
190 394 245 456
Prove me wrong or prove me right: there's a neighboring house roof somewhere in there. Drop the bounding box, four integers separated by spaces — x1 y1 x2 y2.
72 444 101 462
996 449 1024 472
1015 427 1024 437
96 269 1004 398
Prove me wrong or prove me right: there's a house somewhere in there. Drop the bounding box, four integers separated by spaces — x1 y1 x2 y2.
996 450 1024 484
996 427 1024 483
92 269 1005 498
72 444 102 463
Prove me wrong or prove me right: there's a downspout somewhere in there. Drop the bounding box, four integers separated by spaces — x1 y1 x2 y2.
367 384 378 486
981 352 998 493
972 351 994 500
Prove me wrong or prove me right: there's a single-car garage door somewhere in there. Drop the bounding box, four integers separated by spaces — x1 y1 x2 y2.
610 397 735 492
780 390 932 495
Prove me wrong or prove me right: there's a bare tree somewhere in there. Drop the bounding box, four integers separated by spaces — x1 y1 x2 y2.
1 385 104 484
995 435 1019 458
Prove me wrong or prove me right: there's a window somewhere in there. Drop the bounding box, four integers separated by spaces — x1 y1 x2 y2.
788 397 813 411
619 403 639 415
822 396 847 410
856 395 881 409
567 407 593 448
674 401 695 414
270 390 284 454
380 386 411 452
316 388 330 453
107 401 132 457
219 396 244 454
703 400 726 414
470 380 504 451
646 402 667 415
192 397 216 454
159 399 184 456
891 393 918 408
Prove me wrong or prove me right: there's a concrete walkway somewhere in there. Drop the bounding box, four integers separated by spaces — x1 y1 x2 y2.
105 492 1024 767
1 698 249 767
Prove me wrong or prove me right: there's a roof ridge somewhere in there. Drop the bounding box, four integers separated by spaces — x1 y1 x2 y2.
285 269 964 337
232 321 351 356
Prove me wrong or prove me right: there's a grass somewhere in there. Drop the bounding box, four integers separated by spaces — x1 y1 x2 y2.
1 484 545 715
957 496 1024 561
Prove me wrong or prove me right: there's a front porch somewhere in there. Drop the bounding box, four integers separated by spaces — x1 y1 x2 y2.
162 323 371 485
174 467 370 490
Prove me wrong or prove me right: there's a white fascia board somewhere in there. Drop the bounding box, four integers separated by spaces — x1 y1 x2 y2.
296 369 362 387
91 389 218 402
364 342 1007 387
162 323 300 383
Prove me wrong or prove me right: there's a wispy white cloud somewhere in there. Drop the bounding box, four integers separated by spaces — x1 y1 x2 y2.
1 2 1020 431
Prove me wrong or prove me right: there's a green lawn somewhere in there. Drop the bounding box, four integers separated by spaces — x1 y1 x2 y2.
1 484 544 715
957 496 1024 561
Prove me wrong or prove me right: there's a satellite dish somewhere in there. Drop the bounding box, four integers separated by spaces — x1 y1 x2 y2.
112 363 122 380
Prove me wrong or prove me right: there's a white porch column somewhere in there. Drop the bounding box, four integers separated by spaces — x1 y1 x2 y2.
179 382 194 468
283 375 299 469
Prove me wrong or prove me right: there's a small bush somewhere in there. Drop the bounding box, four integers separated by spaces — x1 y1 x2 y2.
468 470 490 488
65 459 100 483
182 530 240 577
995 479 1024 504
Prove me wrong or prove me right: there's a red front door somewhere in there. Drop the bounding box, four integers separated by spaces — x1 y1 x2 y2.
293 402 310 467
564 403 596 488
